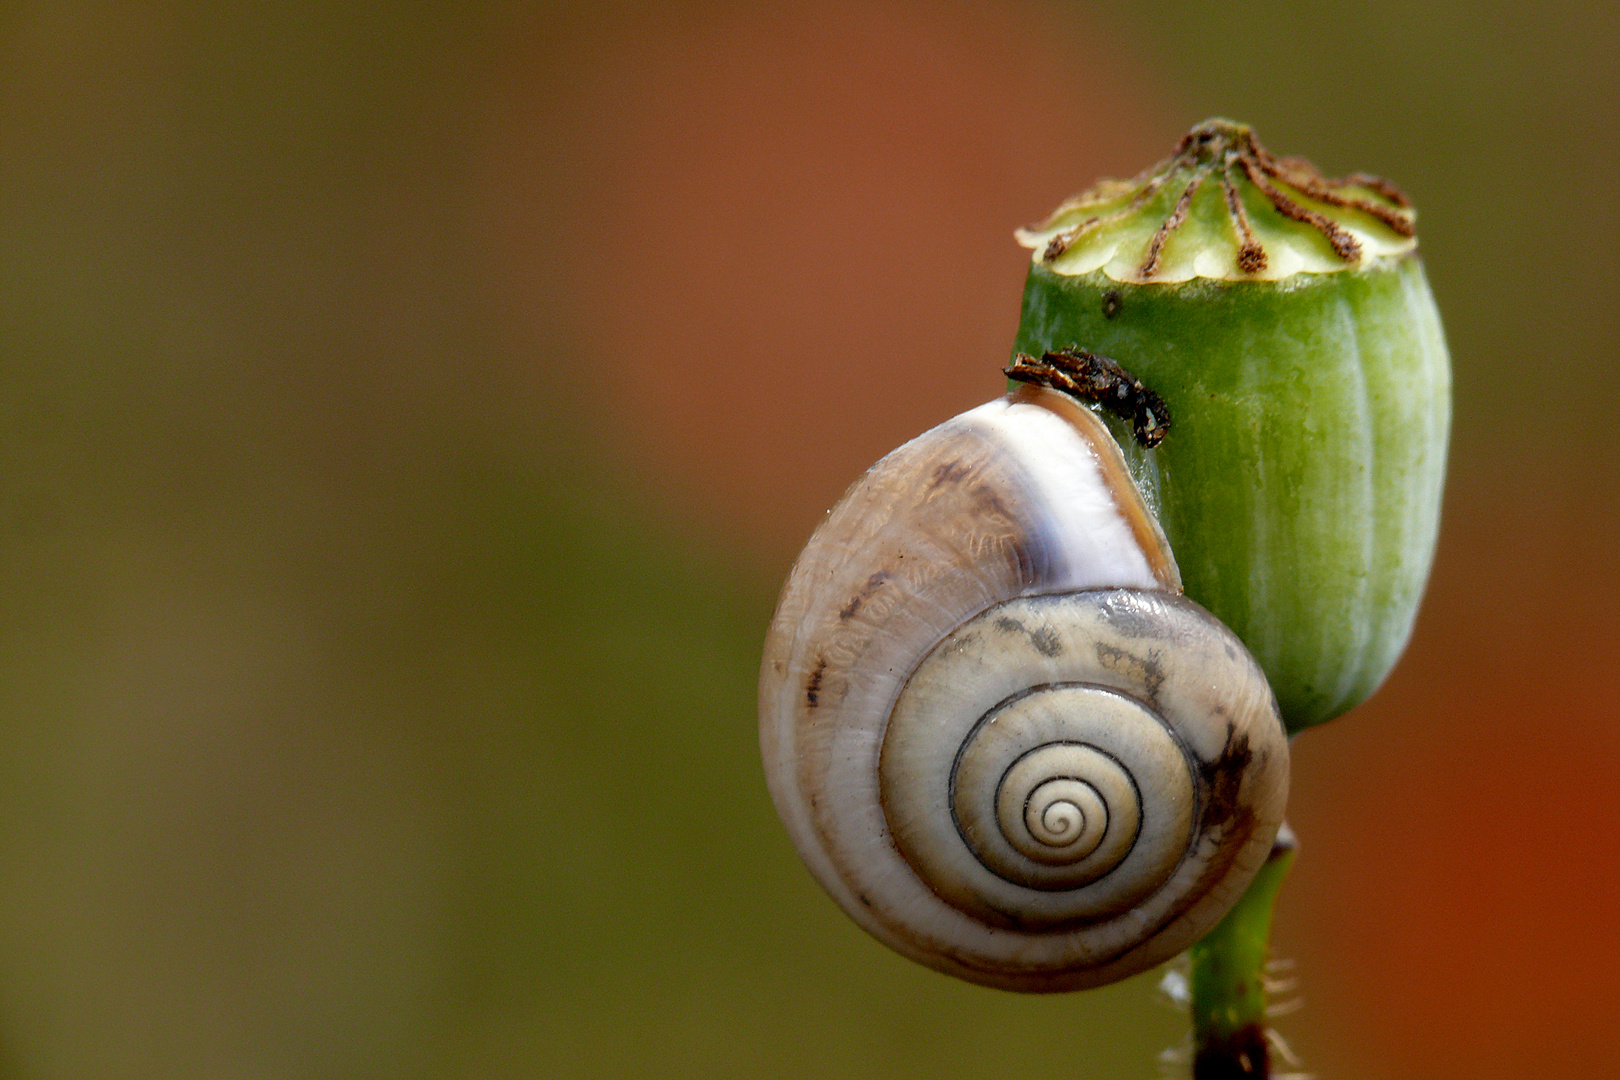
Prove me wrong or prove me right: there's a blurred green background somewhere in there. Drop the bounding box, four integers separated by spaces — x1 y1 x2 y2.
1 1 1616 1077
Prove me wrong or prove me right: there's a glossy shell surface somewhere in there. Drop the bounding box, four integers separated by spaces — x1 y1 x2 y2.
759 387 1289 991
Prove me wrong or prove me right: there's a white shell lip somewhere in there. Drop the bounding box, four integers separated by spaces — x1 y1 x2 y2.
758 388 1289 992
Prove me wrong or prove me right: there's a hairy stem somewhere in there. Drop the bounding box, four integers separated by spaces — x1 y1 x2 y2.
1188 826 1298 1078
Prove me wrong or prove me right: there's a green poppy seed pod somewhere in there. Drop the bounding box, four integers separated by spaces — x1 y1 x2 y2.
1012 118 1450 732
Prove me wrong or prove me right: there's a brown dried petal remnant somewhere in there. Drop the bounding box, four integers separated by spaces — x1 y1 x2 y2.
1034 119 1414 279
1222 175 1267 274
1139 174 1203 279
1004 348 1171 447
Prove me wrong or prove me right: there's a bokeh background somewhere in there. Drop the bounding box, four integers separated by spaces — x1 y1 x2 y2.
2 1 1616 1077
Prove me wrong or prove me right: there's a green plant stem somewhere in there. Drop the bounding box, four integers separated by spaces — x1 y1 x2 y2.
1187 826 1297 1079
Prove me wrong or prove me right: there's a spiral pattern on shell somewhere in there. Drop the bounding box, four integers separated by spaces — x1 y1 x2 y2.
760 386 1289 992
881 588 1273 938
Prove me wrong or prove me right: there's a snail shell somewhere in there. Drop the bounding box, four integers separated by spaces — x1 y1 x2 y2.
759 385 1289 992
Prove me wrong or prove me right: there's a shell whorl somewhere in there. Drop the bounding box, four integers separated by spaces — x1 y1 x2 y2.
759 386 1288 992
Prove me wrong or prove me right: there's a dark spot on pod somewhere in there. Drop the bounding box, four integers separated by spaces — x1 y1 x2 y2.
1102 290 1122 319
805 656 827 708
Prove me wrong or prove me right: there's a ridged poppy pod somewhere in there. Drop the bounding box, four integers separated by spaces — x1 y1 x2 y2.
1013 119 1450 731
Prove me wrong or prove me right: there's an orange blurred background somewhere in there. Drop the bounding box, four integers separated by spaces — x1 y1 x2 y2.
2 1 1616 1077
